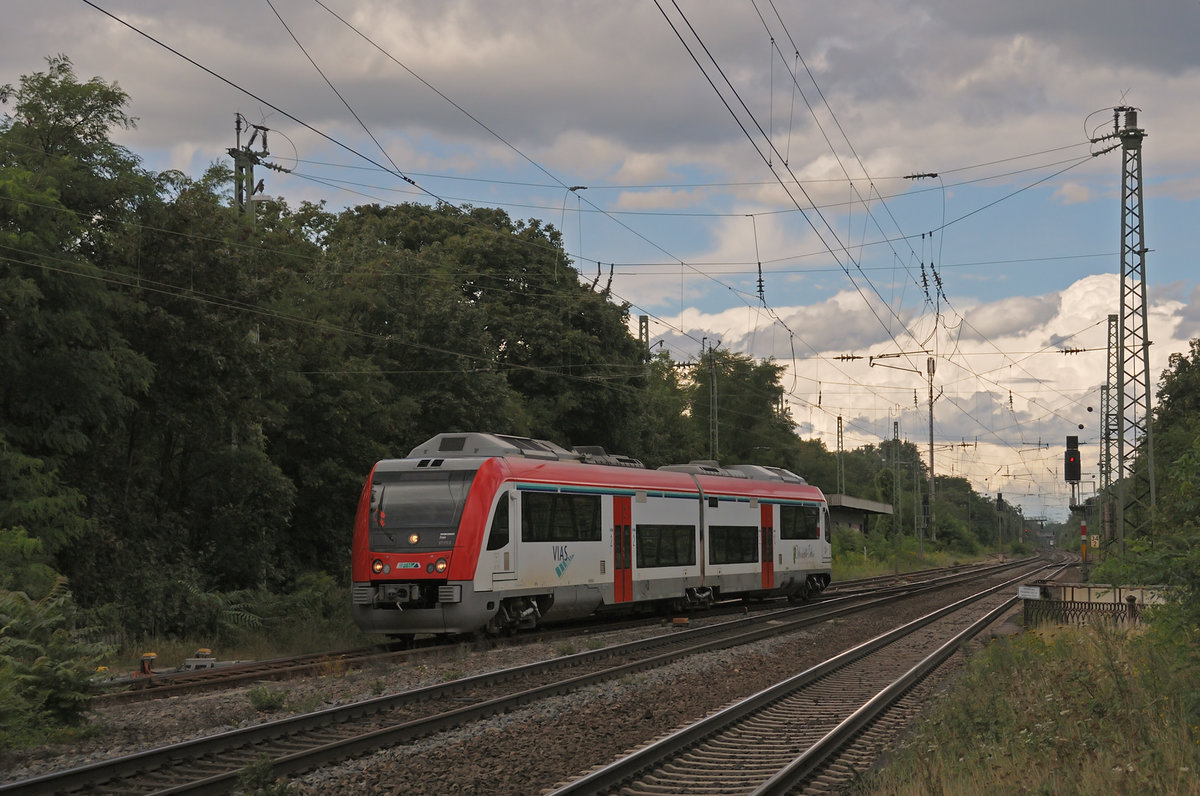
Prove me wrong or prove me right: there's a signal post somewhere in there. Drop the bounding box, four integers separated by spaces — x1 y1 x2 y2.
1065 436 1090 580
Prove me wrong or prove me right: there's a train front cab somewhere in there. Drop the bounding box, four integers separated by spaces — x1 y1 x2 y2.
350 458 504 637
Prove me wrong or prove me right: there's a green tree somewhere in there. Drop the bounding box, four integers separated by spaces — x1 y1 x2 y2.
0 55 153 459
931 475 982 554
1151 338 1200 474
689 350 800 466
435 204 647 450
0 435 86 598
0 56 154 593
1099 339 1200 626
627 351 703 467
321 202 648 451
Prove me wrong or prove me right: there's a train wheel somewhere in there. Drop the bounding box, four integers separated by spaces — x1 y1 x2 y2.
386 634 415 650
484 609 513 637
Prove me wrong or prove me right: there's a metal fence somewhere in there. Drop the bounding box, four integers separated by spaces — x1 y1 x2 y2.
1023 596 1143 628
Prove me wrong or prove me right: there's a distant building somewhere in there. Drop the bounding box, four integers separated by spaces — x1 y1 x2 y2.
826 493 893 532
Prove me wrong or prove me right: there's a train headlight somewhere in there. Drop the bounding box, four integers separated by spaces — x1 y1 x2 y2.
408 533 420 545
372 559 384 574
434 558 448 573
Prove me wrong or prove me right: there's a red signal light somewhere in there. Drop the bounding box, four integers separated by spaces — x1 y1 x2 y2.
1064 448 1081 481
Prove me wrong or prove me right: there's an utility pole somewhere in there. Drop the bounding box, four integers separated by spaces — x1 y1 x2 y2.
1101 313 1118 550
703 338 719 461
228 113 291 225
927 356 936 541
892 421 900 573
914 459 922 557
1093 107 1155 544
836 416 845 494
865 349 934 544
1116 108 1155 540
996 493 1003 558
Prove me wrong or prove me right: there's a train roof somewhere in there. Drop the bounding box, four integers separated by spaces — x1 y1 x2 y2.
498 457 825 502
393 433 824 500
407 432 579 462
659 461 807 484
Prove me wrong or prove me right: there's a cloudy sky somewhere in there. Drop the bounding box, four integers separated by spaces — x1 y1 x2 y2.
6 1 1199 521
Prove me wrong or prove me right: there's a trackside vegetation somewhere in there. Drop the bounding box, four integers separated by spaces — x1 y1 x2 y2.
855 620 1200 795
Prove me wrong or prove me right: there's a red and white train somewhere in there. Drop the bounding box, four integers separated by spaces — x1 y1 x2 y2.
351 432 831 638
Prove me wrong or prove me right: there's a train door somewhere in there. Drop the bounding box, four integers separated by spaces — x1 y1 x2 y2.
821 505 833 565
760 502 775 589
488 491 518 585
613 495 633 602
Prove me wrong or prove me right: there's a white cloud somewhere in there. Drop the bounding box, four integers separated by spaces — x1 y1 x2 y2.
1054 182 1093 204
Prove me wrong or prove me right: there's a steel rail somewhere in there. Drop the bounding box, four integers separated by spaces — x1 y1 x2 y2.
547 562 1062 794
91 558 1022 705
2 558 1041 795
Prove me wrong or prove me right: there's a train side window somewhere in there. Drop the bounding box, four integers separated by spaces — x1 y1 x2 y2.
708 525 759 564
636 524 696 568
486 493 510 551
521 492 601 542
780 505 822 540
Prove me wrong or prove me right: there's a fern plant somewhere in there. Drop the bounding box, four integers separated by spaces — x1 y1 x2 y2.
0 578 111 748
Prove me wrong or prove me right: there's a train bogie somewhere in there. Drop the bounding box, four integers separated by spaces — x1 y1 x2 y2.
351 433 832 638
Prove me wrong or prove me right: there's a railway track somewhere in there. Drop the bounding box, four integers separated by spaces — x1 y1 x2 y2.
2 558 1044 795
91 559 1015 705
548 563 1067 795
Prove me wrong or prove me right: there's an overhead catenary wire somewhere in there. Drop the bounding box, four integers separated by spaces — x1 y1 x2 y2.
75 0 720 354
298 0 930 426
69 0 1117 506
655 0 927 360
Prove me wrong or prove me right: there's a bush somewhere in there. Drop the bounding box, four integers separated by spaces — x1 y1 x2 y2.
0 579 111 750
247 686 288 712
832 527 887 561
0 527 59 599
95 569 372 671
931 521 978 555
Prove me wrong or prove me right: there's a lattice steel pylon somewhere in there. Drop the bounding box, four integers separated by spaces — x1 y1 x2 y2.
1114 107 1155 544
836 416 845 494
1100 314 1118 547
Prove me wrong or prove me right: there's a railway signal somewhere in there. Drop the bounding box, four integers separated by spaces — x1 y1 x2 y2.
1064 436 1081 482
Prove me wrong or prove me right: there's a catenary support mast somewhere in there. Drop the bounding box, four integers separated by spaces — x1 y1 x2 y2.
1113 107 1155 544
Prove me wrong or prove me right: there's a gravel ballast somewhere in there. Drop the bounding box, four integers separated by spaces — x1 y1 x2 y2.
2 584 1020 794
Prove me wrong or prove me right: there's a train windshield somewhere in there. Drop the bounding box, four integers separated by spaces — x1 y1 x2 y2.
370 469 476 552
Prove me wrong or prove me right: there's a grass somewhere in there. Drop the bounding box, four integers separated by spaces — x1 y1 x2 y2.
0 721 104 751
853 620 1200 795
832 548 992 581
237 754 294 795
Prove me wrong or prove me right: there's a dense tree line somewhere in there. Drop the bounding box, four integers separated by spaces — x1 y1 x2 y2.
1084 338 1200 631
1 57 1026 645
